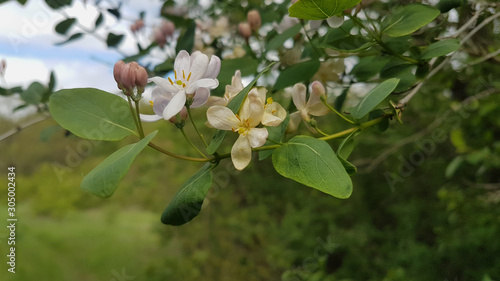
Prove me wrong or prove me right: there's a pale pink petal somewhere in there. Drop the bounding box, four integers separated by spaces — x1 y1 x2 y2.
286 111 302 133
174 50 191 74
185 78 219 94
246 127 268 148
162 90 186 120
206 106 240 131
140 114 163 122
149 76 178 93
232 70 243 89
307 102 330 117
206 96 227 106
152 95 171 116
262 102 286 127
292 83 307 110
204 55 221 79
189 52 209 82
231 135 252 170
191 87 210 107
327 16 344 28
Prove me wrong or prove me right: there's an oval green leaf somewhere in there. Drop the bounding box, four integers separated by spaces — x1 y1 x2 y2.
81 131 158 198
381 3 440 37
351 78 400 120
272 136 353 199
161 163 215 226
55 18 76 35
274 59 321 91
49 88 136 141
289 0 361 20
106 32 124 48
420 39 460 60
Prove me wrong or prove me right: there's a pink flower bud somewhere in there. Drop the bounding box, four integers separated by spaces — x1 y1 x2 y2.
238 22 252 39
160 21 175 38
113 60 126 90
311 81 326 99
135 64 148 93
247 10 261 31
169 106 188 124
154 28 167 48
120 62 137 96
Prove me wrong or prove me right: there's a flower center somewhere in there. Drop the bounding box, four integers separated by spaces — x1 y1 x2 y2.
168 70 192 88
232 115 251 135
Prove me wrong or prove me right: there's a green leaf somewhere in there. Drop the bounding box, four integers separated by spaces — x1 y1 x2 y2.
337 130 359 175
351 78 400 120
437 0 465 13
17 0 28 5
445 155 464 179
350 56 391 81
175 21 196 53
161 163 215 225
420 39 460 60
266 23 302 51
45 0 72 9
49 88 136 141
21 82 46 104
56 32 83 46
213 57 259 96
317 36 375 53
368 109 390 132
39 125 62 142
81 131 158 198
274 59 321 91
55 18 76 35
206 62 276 154
272 136 353 198
381 3 440 37
94 13 104 29
259 113 290 160
106 32 124 48
289 0 361 20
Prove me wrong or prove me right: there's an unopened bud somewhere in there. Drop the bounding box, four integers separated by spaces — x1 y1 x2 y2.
238 22 252 39
160 21 175 38
120 62 138 96
311 81 326 99
154 28 167 48
113 60 125 90
135 64 148 94
247 10 261 31
131 19 145 33
169 106 188 124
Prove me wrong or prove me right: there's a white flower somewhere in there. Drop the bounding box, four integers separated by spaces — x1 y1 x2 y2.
310 15 344 30
206 70 244 107
287 82 330 133
274 15 300 34
206 88 286 170
148 50 221 121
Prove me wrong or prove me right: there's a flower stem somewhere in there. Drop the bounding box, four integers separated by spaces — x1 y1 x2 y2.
320 115 387 141
320 97 356 124
186 105 208 147
134 100 145 139
148 142 213 162
180 127 207 158
127 96 143 138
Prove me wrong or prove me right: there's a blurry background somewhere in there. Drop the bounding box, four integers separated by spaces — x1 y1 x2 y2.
1 0 500 280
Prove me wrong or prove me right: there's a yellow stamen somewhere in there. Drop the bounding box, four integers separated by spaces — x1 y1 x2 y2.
235 114 241 121
182 70 186 79
237 127 245 134
182 83 186 88
168 77 174 85
187 72 192 81
149 101 154 107
272 109 277 114
176 80 183 86
174 70 177 80
267 97 273 104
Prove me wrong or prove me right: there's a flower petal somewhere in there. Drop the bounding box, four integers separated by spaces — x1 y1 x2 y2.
246 127 268 148
239 88 264 127
231 135 252 170
140 114 163 122
149 76 178 93
326 16 344 28
191 87 210 107
152 95 171 116
204 55 221 79
206 96 226 106
206 105 240 131
174 50 190 74
185 78 219 94
189 52 209 82
292 83 307 110
262 102 286 127
309 20 322 30
305 89 329 116
162 90 186 120
286 111 302 133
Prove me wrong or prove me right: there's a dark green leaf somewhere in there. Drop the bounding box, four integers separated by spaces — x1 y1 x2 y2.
272 136 353 198
55 18 76 35
289 0 361 20
106 32 124 48
350 56 390 81
437 0 465 13
45 0 71 9
317 36 375 52
274 59 321 91
212 57 259 96
49 88 136 140
334 87 349 111
81 131 157 198
56 32 83 46
107 8 120 19
17 0 28 5
368 109 389 132
266 23 302 51
175 21 196 53
381 3 440 37
161 163 215 225
351 78 400 120
94 13 104 29
259 113 290 160
420 39 460 60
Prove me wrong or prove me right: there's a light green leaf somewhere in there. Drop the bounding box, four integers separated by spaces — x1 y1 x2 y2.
274 59 321 90
49 88 136 141
289 0 362 20
381 3 440 37
266 23 302 51
272 136 353 198
21 82 46 104
161 163 215 226
420 39 460 60
351 78 400 120
206 62 276 154
81 131 158 198
337 130 359 175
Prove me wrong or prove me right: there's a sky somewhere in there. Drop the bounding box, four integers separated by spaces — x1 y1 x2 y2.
0 0 164 121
